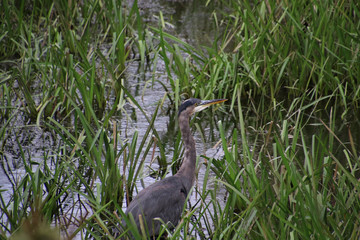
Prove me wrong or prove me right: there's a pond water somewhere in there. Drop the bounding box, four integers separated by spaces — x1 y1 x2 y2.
0 0 230 238
135 0 225 47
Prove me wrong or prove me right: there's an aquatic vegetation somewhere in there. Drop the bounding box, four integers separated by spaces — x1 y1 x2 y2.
0 0 359 239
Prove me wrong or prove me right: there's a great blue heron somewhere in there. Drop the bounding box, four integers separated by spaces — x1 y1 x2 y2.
123 98 227 238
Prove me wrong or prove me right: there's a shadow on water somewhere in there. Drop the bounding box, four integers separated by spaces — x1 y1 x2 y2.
237 92 360 177
301 107 360 172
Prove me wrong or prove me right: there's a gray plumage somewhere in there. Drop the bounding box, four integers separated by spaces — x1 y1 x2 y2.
122 98 226 238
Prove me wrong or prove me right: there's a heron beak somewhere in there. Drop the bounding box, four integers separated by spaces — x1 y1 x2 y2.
194 99 227 113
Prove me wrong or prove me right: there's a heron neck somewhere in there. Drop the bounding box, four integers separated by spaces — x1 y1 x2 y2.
175 113 196 193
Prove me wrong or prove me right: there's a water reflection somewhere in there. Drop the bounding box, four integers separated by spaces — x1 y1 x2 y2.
135 0 228 48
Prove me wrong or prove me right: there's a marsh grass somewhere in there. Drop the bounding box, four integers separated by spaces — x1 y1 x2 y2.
148 1 360 238
153 0 359 118
1 0 360 239
206 84 360 238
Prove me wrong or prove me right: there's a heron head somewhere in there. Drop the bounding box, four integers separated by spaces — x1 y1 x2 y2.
178 98 227 117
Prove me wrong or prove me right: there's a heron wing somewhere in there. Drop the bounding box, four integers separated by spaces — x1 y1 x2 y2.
125 176 187 236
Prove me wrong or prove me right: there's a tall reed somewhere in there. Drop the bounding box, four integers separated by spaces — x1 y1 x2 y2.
1 0 359 239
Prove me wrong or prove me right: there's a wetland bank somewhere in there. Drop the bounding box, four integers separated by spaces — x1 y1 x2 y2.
1 0 360 239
